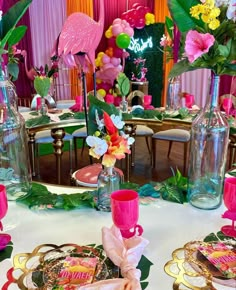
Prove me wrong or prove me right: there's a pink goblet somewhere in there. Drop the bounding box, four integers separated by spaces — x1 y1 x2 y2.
143 95 152 106
0 184 8 231
185 94 195 108
222 98 233 116
111 189 143 238
221 177 236 238
75 95 83 111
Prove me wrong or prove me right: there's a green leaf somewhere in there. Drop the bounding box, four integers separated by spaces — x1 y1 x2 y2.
117 73 130 96
0 241 13 262
34 77 51 97
160 183 185 204
165 16 174 39
7 62 19 81
25 115 50 128
7 25 27 47
167 0 204 33
1 0 32 39
168 59 196 78
16 182 96 210
204 231 236 243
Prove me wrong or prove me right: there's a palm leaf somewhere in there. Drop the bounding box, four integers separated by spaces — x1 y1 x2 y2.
1 0 32 39
167 0 204 32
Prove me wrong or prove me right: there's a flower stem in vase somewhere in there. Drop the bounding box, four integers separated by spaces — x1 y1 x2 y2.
97 166 121 212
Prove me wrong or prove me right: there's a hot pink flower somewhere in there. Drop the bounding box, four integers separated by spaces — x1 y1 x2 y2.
185 30 215 63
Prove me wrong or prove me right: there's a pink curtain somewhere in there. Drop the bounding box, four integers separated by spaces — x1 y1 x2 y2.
29 0 69 100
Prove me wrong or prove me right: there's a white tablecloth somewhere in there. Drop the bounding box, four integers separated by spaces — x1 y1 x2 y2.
0 184 232 289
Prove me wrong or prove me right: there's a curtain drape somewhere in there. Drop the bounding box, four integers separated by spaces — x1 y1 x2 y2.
66 0 94 98
29 0 68 101
154 0 173 107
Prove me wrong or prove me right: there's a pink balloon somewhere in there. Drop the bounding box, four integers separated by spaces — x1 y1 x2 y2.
108 37 116 49
124 27 134 37
110 57 120 66
121 12 129 21
103 63 114 70
137 6 146 17
132 3 141 9
128 17 136 28
121 19 129 27
112 24 123 36
113 18 122 25
135 18 145 29
144 6 151 13
113 47 123 58
102 54 110 64
117 64 123 72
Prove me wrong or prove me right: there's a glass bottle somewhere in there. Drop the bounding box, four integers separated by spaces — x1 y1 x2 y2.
97 166 121 212
187 74 229 210
166 77 181 110
0 68 32 200
119 96 128 113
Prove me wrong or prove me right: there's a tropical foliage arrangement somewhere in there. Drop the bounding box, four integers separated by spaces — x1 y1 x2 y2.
167 0 236 77
0 0 32 79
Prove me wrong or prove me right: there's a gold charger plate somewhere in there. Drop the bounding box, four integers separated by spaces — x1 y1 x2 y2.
164 240 236 289
3 243 119 289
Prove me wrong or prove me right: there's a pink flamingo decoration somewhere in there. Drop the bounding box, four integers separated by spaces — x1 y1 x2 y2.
53 0 105 131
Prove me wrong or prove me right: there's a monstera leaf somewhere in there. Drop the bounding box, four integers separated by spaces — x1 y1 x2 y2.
167 0 204 33
88 95 119 135
1 0 32 47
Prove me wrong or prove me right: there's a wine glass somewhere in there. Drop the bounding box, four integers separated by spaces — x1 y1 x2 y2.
110 189 143 238
0 184 8 231
221 177 236 238
185 94 195 108
222 97 233 116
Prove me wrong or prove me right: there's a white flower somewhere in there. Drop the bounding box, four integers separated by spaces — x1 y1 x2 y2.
227 0 236 21
0 11 2 21
120 131 135 145
95 110 104 131
215 0 230 6
110 114 125 129
86 136 108 156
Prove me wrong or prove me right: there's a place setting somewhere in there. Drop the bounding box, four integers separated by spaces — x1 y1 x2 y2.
1 189 152 289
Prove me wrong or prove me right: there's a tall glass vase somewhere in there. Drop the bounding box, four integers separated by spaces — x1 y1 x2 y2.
166 77 181 110
187 73 229 210
0 67 32 200
97 166 121 212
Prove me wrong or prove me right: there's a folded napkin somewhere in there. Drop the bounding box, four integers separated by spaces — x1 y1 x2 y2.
69 103 83 112
80 225 149 290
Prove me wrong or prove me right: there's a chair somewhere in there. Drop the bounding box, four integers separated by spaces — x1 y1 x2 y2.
35 130 73 177
132 125 154 165
72 126 88 167
152 129 190 174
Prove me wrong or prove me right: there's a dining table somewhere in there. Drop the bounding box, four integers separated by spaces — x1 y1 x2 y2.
0 182 235 289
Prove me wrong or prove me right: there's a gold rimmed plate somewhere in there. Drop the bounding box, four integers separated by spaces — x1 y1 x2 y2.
3 243 119 289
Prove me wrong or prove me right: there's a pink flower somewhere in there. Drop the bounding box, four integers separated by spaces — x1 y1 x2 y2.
185 30 215 63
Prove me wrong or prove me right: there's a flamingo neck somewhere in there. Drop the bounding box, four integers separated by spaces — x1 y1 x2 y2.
98 0 105 29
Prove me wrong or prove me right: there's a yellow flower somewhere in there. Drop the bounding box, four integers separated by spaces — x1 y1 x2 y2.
209 7 221 18
208 17 220 29
190 5 203 19
204 0 215 9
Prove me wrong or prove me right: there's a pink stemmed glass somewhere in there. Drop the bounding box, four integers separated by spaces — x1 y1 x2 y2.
185 94 195 108
111 189 143 239
222 98 233 116
0 184 8 231
221 177 236 238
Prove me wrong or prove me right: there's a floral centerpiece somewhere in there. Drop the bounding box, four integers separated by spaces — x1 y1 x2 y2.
167 0 236 77
131 57 148 82
86 110 134 167
0 0 32 79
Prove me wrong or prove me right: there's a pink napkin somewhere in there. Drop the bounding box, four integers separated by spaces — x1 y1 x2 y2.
79 225 149 290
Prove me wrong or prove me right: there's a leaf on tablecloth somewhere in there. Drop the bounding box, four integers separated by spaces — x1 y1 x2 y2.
25 115 50 127
16 183 96 210
0 241 13 262
73 112 85 119
138 183 160 198
204 231 236 243
120 182 140 192
138 254 153 289
59 112 74 120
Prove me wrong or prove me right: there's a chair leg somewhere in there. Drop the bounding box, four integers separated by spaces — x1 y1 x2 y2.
81 138 86 155
35 143 40 177
145 136 152 155
69 139 73 175
131 139 135 166
74 138 78 167
167 141 173 158
152 138 156 168
183 142 188 175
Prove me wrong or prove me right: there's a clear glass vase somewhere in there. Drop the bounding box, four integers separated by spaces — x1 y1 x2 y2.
187 73 229 210
119 96 128 113
39 97 48 115
166 76 181 110
0 68 32 200
97 166 121 212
